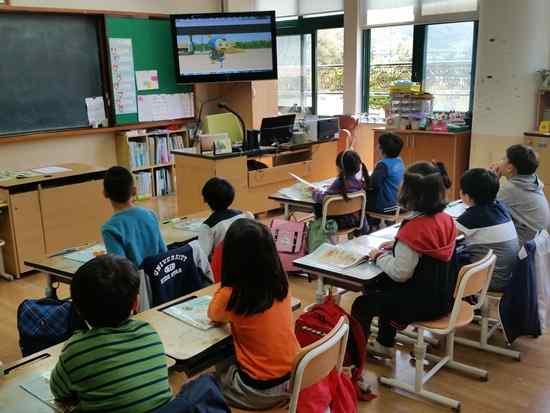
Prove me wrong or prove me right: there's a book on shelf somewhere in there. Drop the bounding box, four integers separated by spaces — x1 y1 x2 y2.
128 141 150 169
162 295 214 330
134 171 153 199
155 168 173 196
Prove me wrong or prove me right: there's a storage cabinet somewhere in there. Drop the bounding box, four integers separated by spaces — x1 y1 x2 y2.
373 129 471 199
525 133 550 199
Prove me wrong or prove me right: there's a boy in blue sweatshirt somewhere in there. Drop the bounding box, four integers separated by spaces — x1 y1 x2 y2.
366 132 405 224
102 166 166 267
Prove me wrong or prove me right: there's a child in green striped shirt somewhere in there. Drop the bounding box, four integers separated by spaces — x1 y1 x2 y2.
50 255 172 413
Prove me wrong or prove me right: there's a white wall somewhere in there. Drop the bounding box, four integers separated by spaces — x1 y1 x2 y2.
1 0 221 170
11 0 220 13
470 0 550 167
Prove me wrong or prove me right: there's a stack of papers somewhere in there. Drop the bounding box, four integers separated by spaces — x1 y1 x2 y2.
64 244 106 264
163 296 214 330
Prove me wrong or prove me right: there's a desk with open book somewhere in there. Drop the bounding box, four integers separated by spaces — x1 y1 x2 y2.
294 201 467 302
24 216 204 298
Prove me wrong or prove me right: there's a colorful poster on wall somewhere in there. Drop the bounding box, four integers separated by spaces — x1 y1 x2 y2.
135 70 159 91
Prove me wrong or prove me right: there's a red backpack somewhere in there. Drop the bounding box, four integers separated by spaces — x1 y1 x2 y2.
295 295 372 401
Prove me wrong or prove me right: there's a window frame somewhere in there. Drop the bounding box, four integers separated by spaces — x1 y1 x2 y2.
276 14 344 115
361 19 478 114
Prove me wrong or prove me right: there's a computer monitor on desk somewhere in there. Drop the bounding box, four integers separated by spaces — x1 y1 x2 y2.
260 114 296 146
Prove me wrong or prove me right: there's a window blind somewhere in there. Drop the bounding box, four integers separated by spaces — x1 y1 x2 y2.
363 0 478 27
255 0 343 18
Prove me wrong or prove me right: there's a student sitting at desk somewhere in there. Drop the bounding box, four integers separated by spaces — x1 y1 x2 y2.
490 144 550 244
50 255 172 412
351 162 458 358
208 219 300 410
198 177 253 259
313 149 370 234
102 166 166 267
456 168 519 292
366 132 405 224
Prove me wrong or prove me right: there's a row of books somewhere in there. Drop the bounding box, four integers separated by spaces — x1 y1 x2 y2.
128 134 186 169
134 169 174 199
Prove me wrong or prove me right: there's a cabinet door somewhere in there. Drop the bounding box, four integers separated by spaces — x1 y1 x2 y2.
411 134 458 197
40 180 112 254
400 134 416 167
10 191 46 273
526 137 550 199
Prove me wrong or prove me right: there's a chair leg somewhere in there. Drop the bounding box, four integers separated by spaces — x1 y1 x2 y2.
380 328 461 411
455 298 521 360
425 332 489 380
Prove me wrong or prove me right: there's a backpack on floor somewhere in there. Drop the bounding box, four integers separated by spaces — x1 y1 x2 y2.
295 295 370 401
269 219 307 273
17 298 85 356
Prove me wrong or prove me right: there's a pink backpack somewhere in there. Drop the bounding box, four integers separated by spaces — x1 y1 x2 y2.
269 219 307 273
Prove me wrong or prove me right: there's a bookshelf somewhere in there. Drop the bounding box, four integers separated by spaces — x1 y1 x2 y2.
115 128 190 200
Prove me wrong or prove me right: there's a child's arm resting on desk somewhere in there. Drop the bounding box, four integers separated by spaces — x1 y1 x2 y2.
207 287 232 323
375 241 419 283
50 358 74 400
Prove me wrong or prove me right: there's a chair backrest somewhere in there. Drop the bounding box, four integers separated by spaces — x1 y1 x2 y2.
204 113 243 143
321 192 366 231
447 250 496 329
288 317 349 413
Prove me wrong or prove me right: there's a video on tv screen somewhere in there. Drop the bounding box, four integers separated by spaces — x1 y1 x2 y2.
171 11 278 84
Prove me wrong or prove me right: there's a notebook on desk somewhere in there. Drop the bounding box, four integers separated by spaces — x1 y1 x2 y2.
162 295 214 331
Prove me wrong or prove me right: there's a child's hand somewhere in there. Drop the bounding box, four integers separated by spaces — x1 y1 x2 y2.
368 248 385 261
489 162 503 178
379 240 395 251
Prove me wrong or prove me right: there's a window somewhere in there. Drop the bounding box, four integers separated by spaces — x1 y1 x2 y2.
424 21 475 112
316 28 344 115
363 20 477 117
275 14 344 115
367 25 414 119
255 0 343 18
277 34 312 114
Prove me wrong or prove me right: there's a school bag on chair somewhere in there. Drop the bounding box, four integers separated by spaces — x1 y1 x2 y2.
269 218 307 273
295 295 374 401
17 298 86 356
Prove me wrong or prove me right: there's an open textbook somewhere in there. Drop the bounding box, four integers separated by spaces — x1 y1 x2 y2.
163 295 214 330
303 243 374 269
64 244 106 264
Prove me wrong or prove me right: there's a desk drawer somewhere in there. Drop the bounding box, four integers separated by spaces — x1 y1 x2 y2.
248 161 312 188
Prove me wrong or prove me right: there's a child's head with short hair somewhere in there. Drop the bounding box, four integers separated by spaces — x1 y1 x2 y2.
378 133 403 158
502 144 539 177
202 177 235 212
399 161 448 215
104 166 135 204
221 218 288 316
71 255 139 327
460 168 499 207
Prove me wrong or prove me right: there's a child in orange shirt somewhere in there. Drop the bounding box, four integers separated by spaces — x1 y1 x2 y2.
208 218 300 410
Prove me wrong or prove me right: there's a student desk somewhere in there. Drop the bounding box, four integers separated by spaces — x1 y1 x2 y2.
0 285 301 412
173 140 338 216
0 163 111 277
295 201 467 303
24 217 202 298
268 178 334 219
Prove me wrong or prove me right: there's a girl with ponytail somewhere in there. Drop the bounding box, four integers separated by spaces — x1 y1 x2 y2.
313 150 370 234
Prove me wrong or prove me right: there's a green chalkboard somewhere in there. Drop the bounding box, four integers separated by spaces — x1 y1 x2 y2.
105 17 192 125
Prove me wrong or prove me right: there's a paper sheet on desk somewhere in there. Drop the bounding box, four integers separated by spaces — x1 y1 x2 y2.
20 371 70 412
174 218 204 232
163 296 214 330
65 244 106 264
32 166 71 174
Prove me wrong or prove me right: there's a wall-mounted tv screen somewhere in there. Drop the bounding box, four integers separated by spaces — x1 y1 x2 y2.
171 11 278 84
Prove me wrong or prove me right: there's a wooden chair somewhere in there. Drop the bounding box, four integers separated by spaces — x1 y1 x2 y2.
0 239 14 281
322 192 367 240
380 251 497 411
338 115 359 151
232 317 349 413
